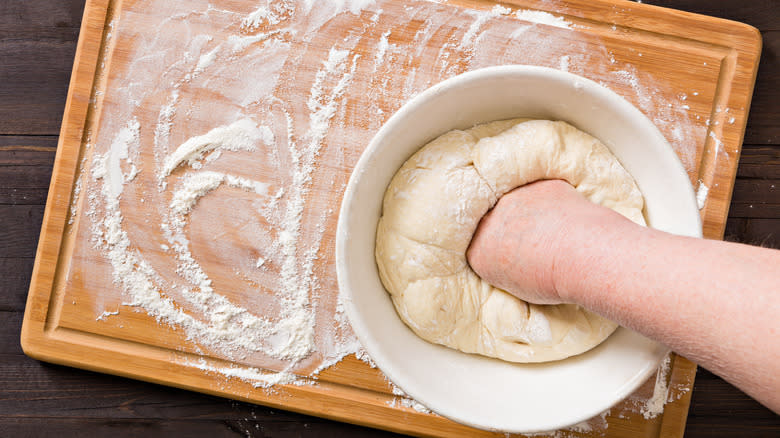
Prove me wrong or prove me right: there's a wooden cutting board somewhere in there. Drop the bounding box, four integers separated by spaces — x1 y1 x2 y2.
21 0 761 436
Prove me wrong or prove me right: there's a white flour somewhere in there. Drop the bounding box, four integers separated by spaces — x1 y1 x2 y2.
558 54 570 72
373 30 390 71
96 309 120 321
386 382 433 414
92 119 140 198
161 118 270 178
709 130 724 157
696 180 710 209
68 174 82 225
188 358 299 388
87 2 370 377
641 354 672 419
462 6 511 47
79 0 696 430
243 5 284 29
514 9 573 29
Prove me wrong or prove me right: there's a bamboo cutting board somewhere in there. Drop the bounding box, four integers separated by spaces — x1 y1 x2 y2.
22 0 760 436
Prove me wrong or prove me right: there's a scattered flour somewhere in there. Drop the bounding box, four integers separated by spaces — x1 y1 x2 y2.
374 30 391 71
228 30 290 54
401 397 432 413
354 348 377 368
154 89 179 167
462 6 511 47
195 46 220 73
169 171 270 217
162 118 271 178
189 358 299 388
709 130 724 157
91 119 140 199
696 180 709 209
96 309 120 321
68 173 83 225
81 0 697 429
558 54 570 72
86 1 374 386
613 68 652 112
641 354 672 419
385 382 432 414
514 9 573 29
242 5 283 29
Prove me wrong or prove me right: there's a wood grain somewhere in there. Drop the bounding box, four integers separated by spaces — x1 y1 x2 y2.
0 312 25 354
736 145 780 178
1 0 778 437
0 259 36 311
0 206 45 258
641 0 780 30
0 39 80 135
0 1 85 34
16 0 766 435
0 1 83 135
745 31 780 145
638 3 780 145
725 218 780 249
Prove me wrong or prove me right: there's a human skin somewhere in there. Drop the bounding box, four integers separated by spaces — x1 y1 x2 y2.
467 179 780 413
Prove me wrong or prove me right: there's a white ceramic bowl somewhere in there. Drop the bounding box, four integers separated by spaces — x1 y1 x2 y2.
336 65 702 433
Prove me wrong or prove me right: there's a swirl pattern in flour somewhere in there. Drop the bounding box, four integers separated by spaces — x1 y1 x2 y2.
376 119 646 362
85 1 377 384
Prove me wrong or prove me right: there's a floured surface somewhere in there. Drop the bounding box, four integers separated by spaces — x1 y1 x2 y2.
25 0 760 436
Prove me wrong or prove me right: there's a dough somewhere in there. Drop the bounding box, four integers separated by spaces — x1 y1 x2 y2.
375 119 645 362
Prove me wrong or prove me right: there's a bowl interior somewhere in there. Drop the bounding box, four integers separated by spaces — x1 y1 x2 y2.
336 66 701 433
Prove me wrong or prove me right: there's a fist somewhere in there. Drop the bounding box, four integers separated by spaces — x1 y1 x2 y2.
467 179 618 305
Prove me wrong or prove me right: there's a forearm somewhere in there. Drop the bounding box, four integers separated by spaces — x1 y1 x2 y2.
556 220 780 412
468 181 779 411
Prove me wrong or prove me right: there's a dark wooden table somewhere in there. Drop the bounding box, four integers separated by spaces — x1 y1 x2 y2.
1 1 777 436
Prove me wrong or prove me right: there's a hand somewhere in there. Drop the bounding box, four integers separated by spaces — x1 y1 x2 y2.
469 180 780 413
466 179 625 304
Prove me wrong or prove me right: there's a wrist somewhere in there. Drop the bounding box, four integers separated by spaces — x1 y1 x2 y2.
549 227 579 304
551 208 641 305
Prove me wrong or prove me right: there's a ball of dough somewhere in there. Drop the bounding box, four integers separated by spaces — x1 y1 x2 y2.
375 119 645 363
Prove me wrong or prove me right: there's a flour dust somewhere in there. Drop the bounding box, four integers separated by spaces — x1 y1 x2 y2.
75 0 697 429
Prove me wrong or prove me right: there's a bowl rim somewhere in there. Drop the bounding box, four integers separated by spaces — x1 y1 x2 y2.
336 65 702 433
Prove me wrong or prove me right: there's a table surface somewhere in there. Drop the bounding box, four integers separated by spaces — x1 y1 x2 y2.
1 0 777 436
